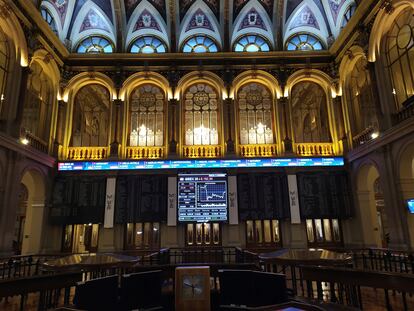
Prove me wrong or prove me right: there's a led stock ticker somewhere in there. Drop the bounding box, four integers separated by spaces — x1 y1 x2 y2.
58 157 344 171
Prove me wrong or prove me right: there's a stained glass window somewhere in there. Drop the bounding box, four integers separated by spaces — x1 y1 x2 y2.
182 36 219 53
76 36 114 54
286 34 324 51
341 3 356 29
183 83 219 145
237 83 274 145
41 7 58 34
234 35 270 52
386 7 414 107
129 84 165 147
130 36 167 54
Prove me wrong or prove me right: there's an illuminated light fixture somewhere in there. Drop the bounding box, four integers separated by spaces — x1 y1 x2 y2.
371 132 379 139
392 89 396 95
20 137 29 145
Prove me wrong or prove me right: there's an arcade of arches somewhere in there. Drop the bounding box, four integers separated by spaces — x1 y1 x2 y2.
1 0 414 256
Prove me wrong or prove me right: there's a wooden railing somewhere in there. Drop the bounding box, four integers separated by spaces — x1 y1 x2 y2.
352 126 375 147
295 143 334 156
182 145 221 158
125 146 164 159
239 144 277 157
66 146 109 160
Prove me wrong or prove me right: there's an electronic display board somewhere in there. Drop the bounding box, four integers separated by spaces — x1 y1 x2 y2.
58 157 345 171
177 173 227 223
407 199 414 214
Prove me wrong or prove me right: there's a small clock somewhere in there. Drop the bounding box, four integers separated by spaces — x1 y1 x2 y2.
175 266 210 311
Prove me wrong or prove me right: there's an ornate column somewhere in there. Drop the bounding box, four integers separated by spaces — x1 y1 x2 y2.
280 97 293 154
12 66 31 138
367 61 387 131
110 99 122 158
53 100 66 157
224 97 235 155
332 96 348 153
168 98 178 155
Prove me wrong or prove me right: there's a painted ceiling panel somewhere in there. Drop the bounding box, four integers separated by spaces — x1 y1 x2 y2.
39 0 357 52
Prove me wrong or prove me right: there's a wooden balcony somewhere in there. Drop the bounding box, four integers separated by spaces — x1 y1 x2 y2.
295 143 334 156
182 145 221 158
239 144 277 157
126 146 164 159
66 146 109 160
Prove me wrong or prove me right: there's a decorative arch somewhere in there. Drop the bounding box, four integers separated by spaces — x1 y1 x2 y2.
178 0 222 51
322 0 356 38
287 69 336 146
30 49 61 89
176 71 225 100
286 69 335 97
339 45 367 89
232 70 282 99
0 1 28 66
284 1 330 49
231 0 274 48
397 141 414 180
19 167 47 255
40 2 63 38
368 0 414 62
63 72 116 102
120 71 170 101
125 1 169 49
69 0 116 52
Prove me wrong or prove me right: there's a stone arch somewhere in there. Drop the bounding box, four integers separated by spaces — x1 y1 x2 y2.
19 167 47 255
355 162 384 247
368 0 414 62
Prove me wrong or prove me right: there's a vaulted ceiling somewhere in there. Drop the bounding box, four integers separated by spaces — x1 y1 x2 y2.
40 0 357 53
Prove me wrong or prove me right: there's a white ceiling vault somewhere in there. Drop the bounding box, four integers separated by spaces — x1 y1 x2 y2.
40 0 357 53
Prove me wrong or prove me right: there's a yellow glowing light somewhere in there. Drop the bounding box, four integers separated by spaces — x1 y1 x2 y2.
371 132 379 139
20 138 29 145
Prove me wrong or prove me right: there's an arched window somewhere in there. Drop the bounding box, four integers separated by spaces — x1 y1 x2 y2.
130 36 167 54
41 7 58 34
291 82 331 143
0 30 8 114
286 34 324 51
129 84 165 147
182 36 219 53
234 35 270 52
386 8 414 107
345 58 378 135
183 83 220 145
341 4 356 29
76 36 114 54
237 83 274 144
21 62 54 142
71 84 110 147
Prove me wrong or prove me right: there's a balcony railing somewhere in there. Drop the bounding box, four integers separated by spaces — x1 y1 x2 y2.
239 144 277 157
352 126 375 147
183 145 221 158
20 129 48 153
126 146 164 159
66 146 109 160
295 143 334 156
393 96 414 125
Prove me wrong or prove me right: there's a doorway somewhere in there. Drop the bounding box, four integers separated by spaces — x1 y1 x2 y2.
62 224 100 253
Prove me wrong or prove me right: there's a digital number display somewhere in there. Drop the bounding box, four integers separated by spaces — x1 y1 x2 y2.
178 173 227 223
58 157 344 171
